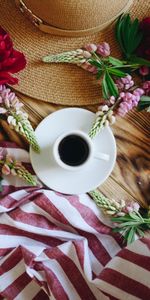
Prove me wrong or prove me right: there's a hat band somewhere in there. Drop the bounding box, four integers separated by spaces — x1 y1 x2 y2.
15 0 133 37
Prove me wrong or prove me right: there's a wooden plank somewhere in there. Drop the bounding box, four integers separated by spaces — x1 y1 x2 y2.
1 91 149 208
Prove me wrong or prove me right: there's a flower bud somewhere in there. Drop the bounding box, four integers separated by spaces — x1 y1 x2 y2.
133 88 145 96
0 107 7 114
109 96 115 104
106 210 116 215
83 51 91 58
88 66 97 73
126 206 134 213
139 66 149 76
132 202 140 212
81 62 91 70
96 42 110 57
109 115 116 125
96 111 104 116
2 164 11 175
11 168 17 176
85 44 97 53
76 49 84 54
105 120 109 127
102 105 109 111
4 97 10 108
116 212 125 217
108 110 113 117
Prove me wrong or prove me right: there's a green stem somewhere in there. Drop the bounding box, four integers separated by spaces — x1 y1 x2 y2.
92 52 106 68
92 52 102 62
109 64 140 69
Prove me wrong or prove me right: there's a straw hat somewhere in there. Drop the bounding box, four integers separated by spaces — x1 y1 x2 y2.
0 0 149 105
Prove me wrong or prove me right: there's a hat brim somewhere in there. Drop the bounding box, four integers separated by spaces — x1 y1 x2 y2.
0 0 149 105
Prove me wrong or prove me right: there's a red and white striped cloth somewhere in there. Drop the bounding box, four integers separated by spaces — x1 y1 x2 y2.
0 142 150 300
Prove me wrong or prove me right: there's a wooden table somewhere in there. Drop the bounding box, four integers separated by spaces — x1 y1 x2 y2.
0 92 149 208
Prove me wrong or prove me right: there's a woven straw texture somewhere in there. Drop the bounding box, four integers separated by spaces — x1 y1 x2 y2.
0 0 149 105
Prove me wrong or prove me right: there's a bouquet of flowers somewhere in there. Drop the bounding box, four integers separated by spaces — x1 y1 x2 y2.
0 26 40 187
43 15 150 138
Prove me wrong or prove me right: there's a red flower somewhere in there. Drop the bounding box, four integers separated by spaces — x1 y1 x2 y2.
0 27 26 85
136 17 150 61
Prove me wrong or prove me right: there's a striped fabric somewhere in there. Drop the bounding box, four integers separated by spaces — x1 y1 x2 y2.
0 142 150 300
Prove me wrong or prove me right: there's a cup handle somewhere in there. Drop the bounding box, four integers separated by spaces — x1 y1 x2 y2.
94 152 109 161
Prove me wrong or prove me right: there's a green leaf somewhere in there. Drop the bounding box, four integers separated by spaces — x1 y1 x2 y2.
126 226 136 244
108 56 125 67
121 14 131 52
129 212 141 220
89 59 102 68
107 68 127 77
140 96 150 103
130 56 150 67
118 221 141 227
137 95 150 111
129 18 139 42
115 15 126 53
105 71 119 98
136 227 145 238
102 73 109 99
128 18 143 54
96 69 103 79
115 14 143 59
112 215 133 222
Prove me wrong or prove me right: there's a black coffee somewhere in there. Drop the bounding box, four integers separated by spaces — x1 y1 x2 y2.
58 134 89 166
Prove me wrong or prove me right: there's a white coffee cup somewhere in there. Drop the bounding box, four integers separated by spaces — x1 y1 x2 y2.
53 130 109 171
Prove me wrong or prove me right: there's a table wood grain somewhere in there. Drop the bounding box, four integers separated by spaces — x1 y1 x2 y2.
0 91 149 208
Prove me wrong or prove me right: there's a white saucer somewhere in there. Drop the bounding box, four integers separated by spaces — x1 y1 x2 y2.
30 108 116 194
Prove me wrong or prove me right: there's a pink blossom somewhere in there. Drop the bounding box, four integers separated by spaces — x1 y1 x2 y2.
96 42 110 57
82 51 91 58
142 80 150 96
0 107 7 114
81 62 98 74
2 164 11 175
126 206 134 213
116 75 134 90
0 85 24 112
139 66 149 76
132 202 140 212
109 96 115 104
116 88 144 117
133 88 145 96
84 43 97 53
0 148 7 159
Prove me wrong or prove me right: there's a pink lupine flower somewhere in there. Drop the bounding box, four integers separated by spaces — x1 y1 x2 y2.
142 80 150 96
82 51 91 58
116 75 134 90
0 148 7 160
84 43 97 53
109 96 115 104
0 107 7 114
132 202 140 212
96 42 110 57
139 66 149 76
2 164 11 175
117 88 144 117
81 62 98 74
